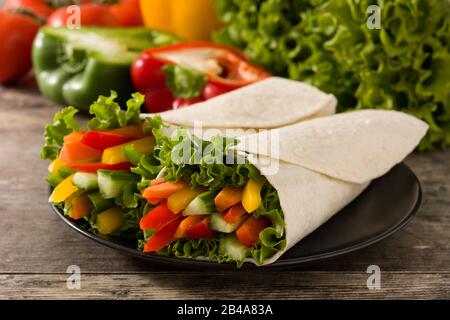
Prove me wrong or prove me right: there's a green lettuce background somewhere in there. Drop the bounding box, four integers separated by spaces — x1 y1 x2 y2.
213 0 450 150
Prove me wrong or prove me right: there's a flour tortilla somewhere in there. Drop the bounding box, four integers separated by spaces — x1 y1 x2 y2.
235 110 428 265
140 77 337 129
245 156 369 265
236 110 429 184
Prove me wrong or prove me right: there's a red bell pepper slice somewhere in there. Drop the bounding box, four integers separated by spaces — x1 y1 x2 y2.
59 141 103 163
67 161 132 173
175 215 216 239
144 178 166 204
223 203 247 224
140 202 181 231
143 218 182 252
142 180 188 200
81 130 135 151
235 215 272 248
63 130 84 143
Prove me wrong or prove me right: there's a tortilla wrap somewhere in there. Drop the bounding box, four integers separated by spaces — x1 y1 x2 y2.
141 77 337 129
235 110 428 265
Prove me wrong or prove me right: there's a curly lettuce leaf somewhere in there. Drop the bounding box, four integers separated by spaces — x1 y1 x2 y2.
163 64 207 99
213 0 450 149
148 121 263 191
44 92 149 245
46 166 76 187
88 91 144 130
41 107 79 160
137 119 285 266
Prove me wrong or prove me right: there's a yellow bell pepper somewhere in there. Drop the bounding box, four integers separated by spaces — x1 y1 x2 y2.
49 174 79 203
102 136 155 165
48 157 66 173
96 207 125 235
242 179 264 213
168 187 205 213
140 0 223 41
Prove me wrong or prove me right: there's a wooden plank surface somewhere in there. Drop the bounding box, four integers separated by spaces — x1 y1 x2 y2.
0 84 449 299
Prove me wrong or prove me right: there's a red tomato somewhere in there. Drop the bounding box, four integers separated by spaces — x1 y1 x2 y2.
175 215 216 239
236 216 271 247
109 0 142 26
143 88 175 113
143 218 182 252
0 12 39 84
47 4 119 27
140 202 182 231
173 97 205 110
3 0 54 20
81 130 135 151
67 162 132 173
202 82 234 100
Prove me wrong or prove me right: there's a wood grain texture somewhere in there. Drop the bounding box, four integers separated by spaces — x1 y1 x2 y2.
1 272 449 300
0 84 449 299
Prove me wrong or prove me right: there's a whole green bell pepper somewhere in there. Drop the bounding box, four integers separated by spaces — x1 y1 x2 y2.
32 27 178 111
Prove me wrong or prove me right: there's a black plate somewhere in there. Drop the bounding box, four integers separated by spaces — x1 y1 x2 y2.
50 163 421 269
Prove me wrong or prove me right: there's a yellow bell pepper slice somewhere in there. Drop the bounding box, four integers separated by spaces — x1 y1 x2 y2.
102 136 155 165
96 207 125 235
242 179 264 213
168 187 205 214
49 174 78 203
48 157 66 173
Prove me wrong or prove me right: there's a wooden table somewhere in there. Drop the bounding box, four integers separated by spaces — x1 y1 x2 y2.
1 83 449 300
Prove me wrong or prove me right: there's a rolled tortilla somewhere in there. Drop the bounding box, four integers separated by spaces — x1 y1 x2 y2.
237 110 429 184
141 77 337 130
246 156 369 265
236 110 428 265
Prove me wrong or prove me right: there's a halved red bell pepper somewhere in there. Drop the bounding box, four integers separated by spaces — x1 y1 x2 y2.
175 215 215 239
140 202 181 231
131 42 270 112
143 218 182 252
81 130 135 151
235 215 272 248
67 161 132 173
